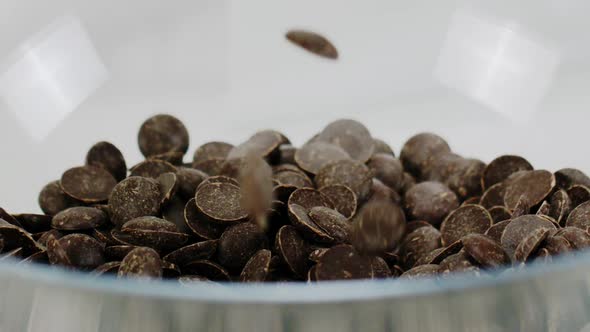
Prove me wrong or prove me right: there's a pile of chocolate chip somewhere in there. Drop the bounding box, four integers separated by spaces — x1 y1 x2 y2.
1 114 589 283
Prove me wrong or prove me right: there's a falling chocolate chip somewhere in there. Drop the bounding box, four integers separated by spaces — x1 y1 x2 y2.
350 200 405 255
285 29 339 59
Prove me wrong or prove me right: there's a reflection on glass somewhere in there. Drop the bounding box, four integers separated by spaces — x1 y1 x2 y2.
0 16 108 141
434 9 560 122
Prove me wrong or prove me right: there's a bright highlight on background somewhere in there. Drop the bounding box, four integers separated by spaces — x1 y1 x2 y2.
0 16 108 141
435 9 561 122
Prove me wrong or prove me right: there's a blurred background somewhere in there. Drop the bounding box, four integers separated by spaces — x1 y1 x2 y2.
1 0 590 212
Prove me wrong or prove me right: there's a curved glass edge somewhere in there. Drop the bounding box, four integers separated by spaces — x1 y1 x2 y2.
1 249 590 304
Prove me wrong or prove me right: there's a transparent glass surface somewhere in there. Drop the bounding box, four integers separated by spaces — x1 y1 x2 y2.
1 0 590 331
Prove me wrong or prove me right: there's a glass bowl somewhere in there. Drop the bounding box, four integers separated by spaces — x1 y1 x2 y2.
1 0 590 331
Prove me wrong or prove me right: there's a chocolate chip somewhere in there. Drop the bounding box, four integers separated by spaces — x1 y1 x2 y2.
13 214 52 233
240 249 272 282
462 196 481 206
122 216 178 232
162 197 191 234
86 141 127 181
288 204 334 243
565 201 590 230
178 275 210 284
288 188 333 211
52 207 107 231
372 138 395 157
60 165 117 203
369 256 392 278
315 160 373 201
38 229 64 247
488 206 512 223
116 223 188 253
536 201 551 216
286 29 339 59
58 234 105 269
162 240 218 267
315 244 373 281
461 234 509 268
294 142 350 175
46 234 71 267
503 170 555 210
108 177 162 227
318 184 357 219
157 172 178 205
118 247 162 279
350 200 405 255
275 225 311 278
542 235 571 256
555 227 590 250
414 247 446 266
200 175 239 188
149 151 185 166
401 264 439 279
399 226 442 269
195 182 247 223
130 159 177 179
217 222 267 271
555 168 590 190
309 206 350 244
316 119 374 163
484 220 511 244
138 114 189 158
548 189 571 226
0 219 43 256
567 185 590 209
480 183 506 209
401 172 416 194
162 261 181 278
440 204 492 246
273 171 313 189
403 181 459 226
514 228 550 263
183 260 231 281
308 248 329 263
20 250 49 265
400 133 451 179
192 158 225 176
500 215 556 258
193 141 233 164
367 154 403 191
38 181 81 216
482 155 533 190
279 145 297 165
227 130 284 161
368 178 401 205
105 245 138 260
511 195 530 218
184 198 225 240
404 220 431 235
92 261 122 276
175 168 208 199
444 158 486 200
439 251 477 274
